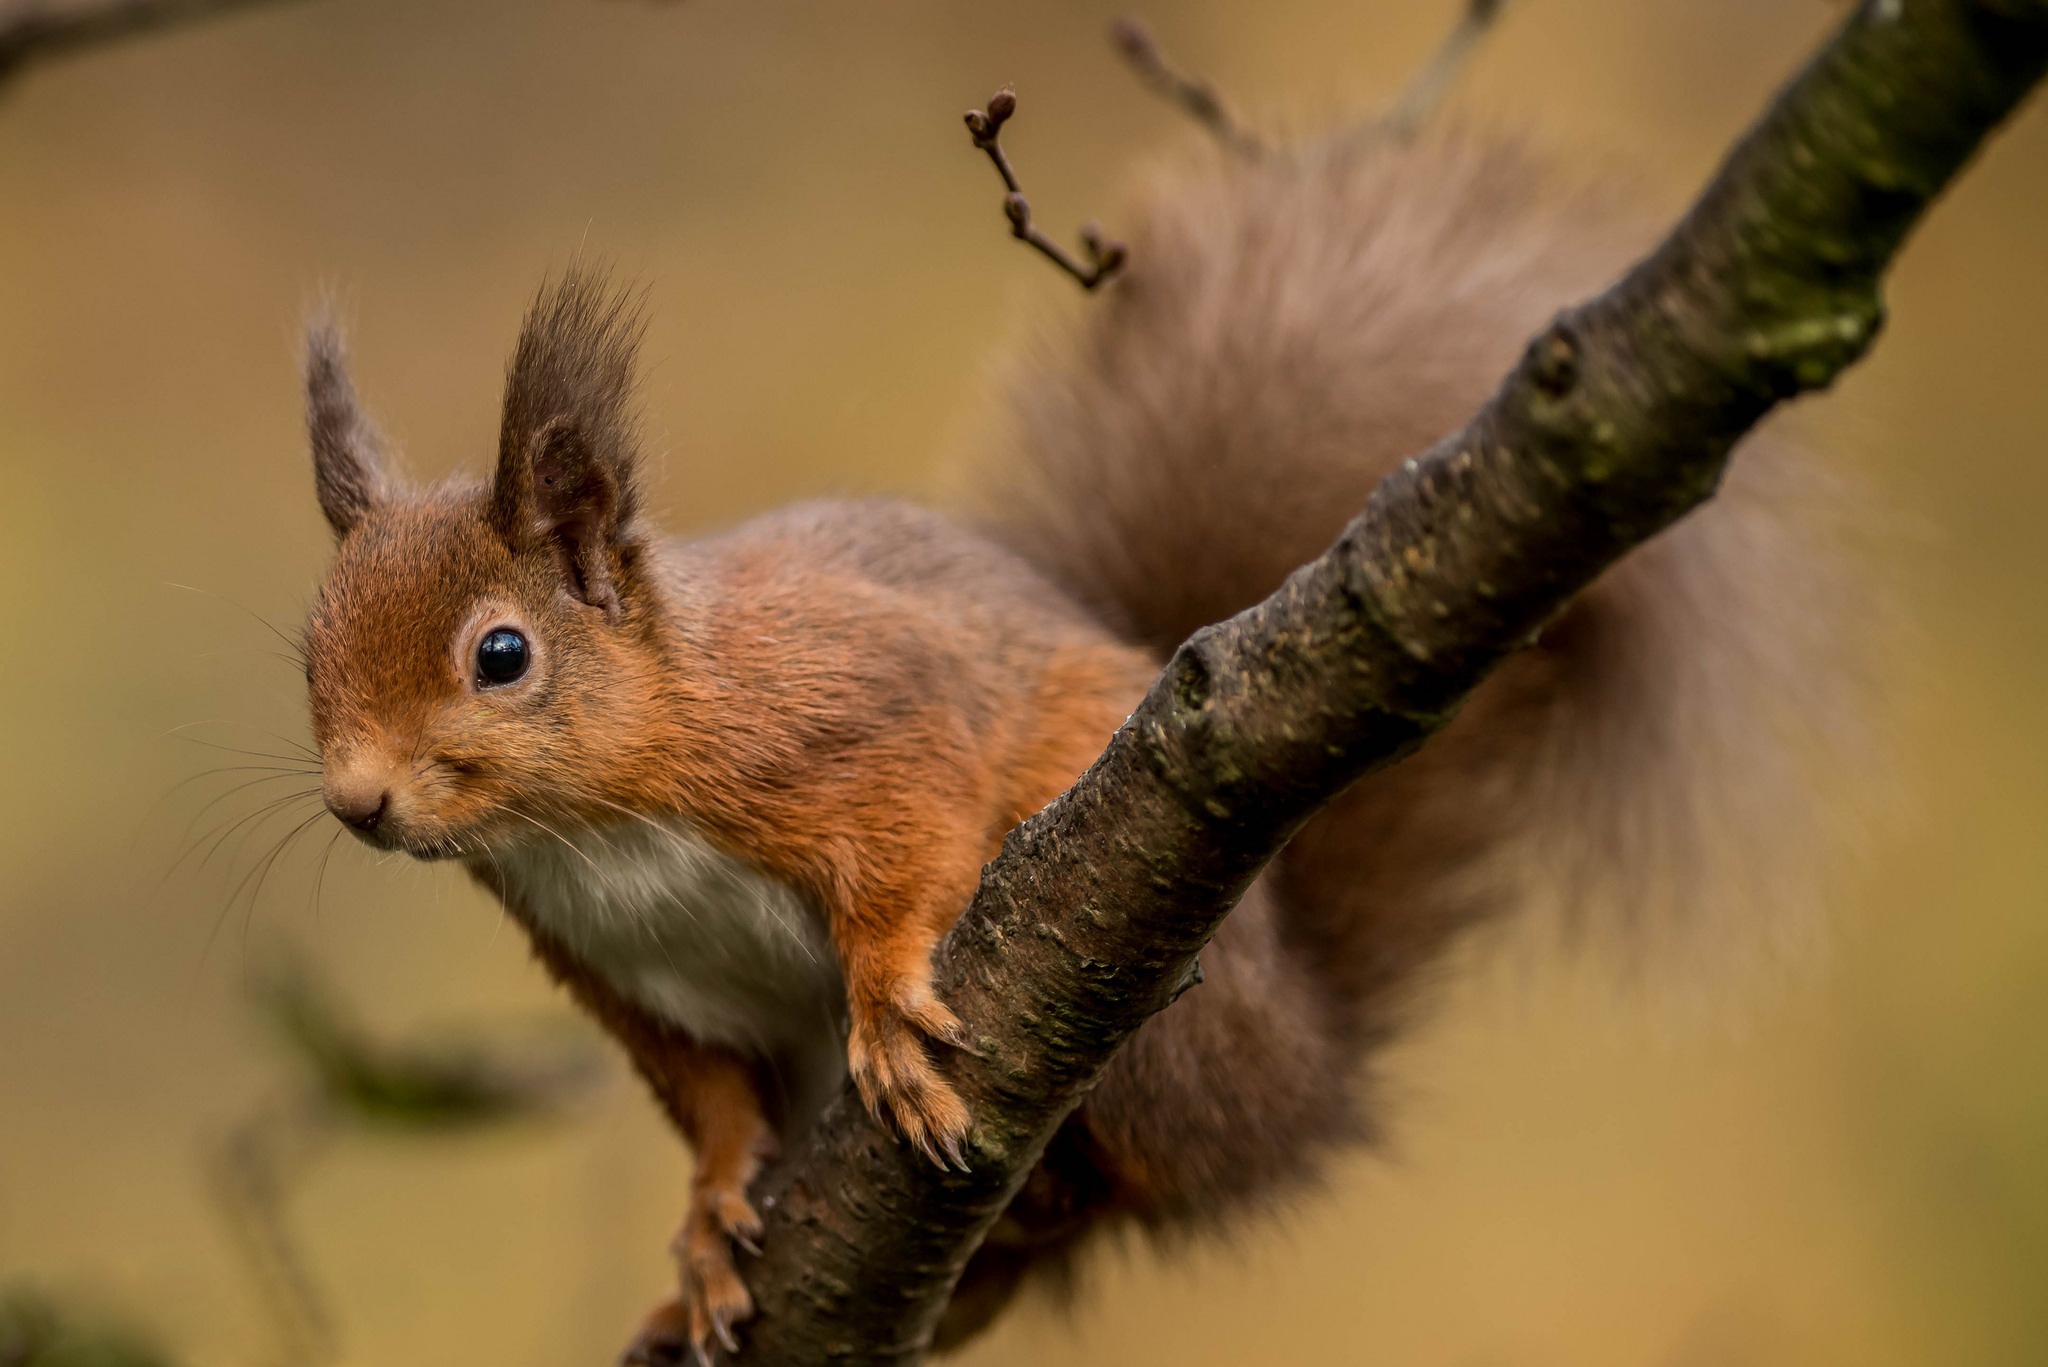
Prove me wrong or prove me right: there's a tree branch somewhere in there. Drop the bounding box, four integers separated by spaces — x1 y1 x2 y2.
711 1 2048 1361
0 0 308 88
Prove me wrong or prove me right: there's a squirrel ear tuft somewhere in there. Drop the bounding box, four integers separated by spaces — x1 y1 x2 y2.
303 317 385 537
493 416 626 616
489 269 646 618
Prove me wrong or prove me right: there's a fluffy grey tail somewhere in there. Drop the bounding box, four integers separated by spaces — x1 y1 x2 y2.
964 129 1872 1017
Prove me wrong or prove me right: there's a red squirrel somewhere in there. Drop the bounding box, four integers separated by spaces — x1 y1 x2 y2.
298 127 1857 1362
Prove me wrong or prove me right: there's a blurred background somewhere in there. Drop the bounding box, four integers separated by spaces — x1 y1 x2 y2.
2 0 2045 1363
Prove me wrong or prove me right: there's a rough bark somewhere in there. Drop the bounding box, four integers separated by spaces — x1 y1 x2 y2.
717 2 2048 1363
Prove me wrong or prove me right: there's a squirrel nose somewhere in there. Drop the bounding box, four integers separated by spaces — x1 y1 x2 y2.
324 772 391 833
337 792 387 833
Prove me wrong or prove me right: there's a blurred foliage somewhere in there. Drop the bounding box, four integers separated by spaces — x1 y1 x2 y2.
0 1287 177 1367
248 953 603 1134
1 959 607 1367
207 954 607 1365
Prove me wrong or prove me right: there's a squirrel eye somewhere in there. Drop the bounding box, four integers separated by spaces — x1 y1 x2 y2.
475 628 529 687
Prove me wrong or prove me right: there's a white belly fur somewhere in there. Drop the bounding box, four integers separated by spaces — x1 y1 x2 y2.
494 816 848 1110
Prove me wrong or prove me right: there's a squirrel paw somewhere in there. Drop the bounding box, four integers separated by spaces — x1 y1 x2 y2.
619 1301 699 1367
847 986 973 1169
620 1188 763 1366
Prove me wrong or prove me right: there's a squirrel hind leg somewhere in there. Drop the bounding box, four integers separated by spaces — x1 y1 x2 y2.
620 1300 714 1367
933 1116 1120 1352
927 877 1359 1353
1077 875 1365 1225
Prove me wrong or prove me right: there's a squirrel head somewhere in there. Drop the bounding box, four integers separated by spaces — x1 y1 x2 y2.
301 272 662 859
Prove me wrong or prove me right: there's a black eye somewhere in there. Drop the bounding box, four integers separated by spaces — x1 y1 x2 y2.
476 628 529 686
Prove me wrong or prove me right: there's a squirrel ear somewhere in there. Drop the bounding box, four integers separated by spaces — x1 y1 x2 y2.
490 416 626 617
303 319 385 537
488 269 646 619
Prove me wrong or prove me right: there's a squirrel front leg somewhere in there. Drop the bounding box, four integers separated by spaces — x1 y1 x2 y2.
822 818 986 1168
817 653 1153 1168
621 1038 777 1366
490 902 777 1363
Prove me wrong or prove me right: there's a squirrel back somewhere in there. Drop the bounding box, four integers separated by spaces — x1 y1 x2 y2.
966 128 1867 1034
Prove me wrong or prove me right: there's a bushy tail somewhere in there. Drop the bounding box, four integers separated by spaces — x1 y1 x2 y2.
964 129 1872 1024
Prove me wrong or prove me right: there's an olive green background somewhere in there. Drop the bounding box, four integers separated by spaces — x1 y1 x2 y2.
2 1 2045 1363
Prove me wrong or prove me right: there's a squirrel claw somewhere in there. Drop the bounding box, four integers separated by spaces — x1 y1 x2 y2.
892 980 974 1052
940 1132 969 1171
621 1282 750 1367
632 1180 760 1367
712 1314 741 1356
849 999 975 1169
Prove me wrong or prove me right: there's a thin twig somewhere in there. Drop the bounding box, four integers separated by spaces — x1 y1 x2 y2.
1383 0 1511 137
1109 16 1263 158
964 86 1127 292
0 0 311 87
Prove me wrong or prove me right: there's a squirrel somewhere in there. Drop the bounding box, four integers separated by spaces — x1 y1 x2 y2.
295 122 1859 1362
